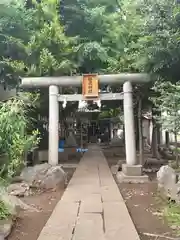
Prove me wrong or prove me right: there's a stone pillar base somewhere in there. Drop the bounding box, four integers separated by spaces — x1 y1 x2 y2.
116 164 149 183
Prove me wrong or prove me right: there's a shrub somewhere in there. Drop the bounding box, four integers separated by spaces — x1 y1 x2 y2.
0 93 41 179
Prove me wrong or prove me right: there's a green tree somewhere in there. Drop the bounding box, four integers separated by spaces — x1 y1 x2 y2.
135 0 180 81
1 0 78 80
0 0 36 87
151 81 180 166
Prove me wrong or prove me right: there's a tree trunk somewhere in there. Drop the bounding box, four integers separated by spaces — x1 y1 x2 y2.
157 124 161 145
138 98 144 165
165 131 170 148
151 106 161 159
175 132 179 168
151 121 160 159
135 114 139 150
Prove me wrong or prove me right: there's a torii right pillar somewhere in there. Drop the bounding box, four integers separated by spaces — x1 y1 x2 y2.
117 81 149 183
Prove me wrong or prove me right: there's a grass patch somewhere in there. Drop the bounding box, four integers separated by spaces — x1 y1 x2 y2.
0 200 11 220
154 191 180 235
156 192 180 234
163 203 180 233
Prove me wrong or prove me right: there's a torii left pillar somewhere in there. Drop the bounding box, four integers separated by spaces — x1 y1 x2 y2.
123 81 136 165
48 85 59 165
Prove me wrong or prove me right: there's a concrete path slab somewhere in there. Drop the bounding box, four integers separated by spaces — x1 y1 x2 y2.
37 145 140 240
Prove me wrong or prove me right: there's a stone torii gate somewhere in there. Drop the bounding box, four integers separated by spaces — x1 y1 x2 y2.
21 73 150 182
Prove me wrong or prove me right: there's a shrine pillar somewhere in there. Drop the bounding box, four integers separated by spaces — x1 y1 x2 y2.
48 85 59 165
123 81 137 165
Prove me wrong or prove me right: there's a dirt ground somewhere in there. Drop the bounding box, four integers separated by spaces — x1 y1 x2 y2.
8 168 75 240
103 147 178 240
8 190 63 240
119 182 177 240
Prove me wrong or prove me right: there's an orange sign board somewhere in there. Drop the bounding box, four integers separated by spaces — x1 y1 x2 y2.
82 74 99 99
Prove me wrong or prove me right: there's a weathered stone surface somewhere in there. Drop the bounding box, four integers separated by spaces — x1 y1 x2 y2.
116 172 149 184
20 163 67 189
21 163 50 184
115 163 149 183
7 183 29 197
80 194 102 214
72 213 105 240
104 202 140 240
144 158 166 166
157 165 180 202
37 202 79 240
40 166 67 189
0 219 13 239
122 164 142 176
65 132 77 147
158 181 180 203
111 160 124 175
168 183 180 203
110 165 120 175
157 165 177 188
11 176 24 183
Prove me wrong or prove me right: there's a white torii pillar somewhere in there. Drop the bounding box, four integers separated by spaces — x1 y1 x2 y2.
48 85 59 165
120 81 149 182
123 81 137 165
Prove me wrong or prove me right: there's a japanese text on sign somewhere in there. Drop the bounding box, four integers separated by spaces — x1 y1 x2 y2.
82 74 99 98
88 77 93 94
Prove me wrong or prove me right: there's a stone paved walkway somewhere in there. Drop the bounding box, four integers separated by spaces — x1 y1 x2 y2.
37 145 140 240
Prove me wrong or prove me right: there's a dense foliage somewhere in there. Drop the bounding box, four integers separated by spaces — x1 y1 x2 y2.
0 93 40 179
0 0 180 84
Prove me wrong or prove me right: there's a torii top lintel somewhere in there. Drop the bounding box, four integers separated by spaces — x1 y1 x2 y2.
20 73 150 88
